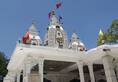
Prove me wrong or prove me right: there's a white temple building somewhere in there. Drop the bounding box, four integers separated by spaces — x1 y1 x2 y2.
3 12 118 82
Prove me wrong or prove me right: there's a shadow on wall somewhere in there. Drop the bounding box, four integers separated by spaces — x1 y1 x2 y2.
69 79 80 82
97 79 106 82
44 78 51 82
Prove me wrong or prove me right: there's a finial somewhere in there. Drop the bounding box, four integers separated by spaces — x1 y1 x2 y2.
52 10 55 15
32 18 36 25
73 30 77 34
99 28 104 36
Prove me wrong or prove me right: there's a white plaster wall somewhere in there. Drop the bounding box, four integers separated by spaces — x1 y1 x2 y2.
29 74 39 82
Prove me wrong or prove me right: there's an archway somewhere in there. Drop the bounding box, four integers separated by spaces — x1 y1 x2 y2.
44 60 78 82
30 63 52 82
30 64 39 82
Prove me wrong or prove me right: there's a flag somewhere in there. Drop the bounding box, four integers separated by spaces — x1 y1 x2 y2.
59 16 63 22
24 31 29 38
59 16 62 20
48 12 51 18
22 32 29 44
56 2 62 9
48 11 55 19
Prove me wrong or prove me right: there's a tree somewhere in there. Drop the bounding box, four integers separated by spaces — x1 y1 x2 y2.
106 19 118 43
97 19 118 46
0 52 8 82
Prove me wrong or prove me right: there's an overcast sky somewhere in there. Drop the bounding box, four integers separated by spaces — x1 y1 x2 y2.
0 0 118 58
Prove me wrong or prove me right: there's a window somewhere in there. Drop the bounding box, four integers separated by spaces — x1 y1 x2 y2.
56 26 60 29
58 33 60 36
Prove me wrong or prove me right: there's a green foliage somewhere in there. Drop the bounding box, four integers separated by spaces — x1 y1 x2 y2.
0 52 8 80
111 19 118 26
97 19 118 46
106 19 118 43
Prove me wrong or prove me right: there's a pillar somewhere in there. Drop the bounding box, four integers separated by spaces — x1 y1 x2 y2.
88 63 95 82
3 75 12 82
23 56 32 82
38 58 44 82
77 61 85 82
16 71 21 82
3 71 16 82
102 55 117 82
115 59 118 80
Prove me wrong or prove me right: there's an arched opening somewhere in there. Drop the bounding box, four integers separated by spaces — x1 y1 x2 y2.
31 64 39 73
30 63 52 82
30 64 39 82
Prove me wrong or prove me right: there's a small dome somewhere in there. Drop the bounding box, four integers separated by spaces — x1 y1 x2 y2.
72 42 79 45
79 41 85 47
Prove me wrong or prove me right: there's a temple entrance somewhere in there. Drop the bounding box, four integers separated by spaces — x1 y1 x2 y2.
44 60 79 82
26 60 107 82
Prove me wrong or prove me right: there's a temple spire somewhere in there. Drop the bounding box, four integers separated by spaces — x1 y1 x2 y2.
28 20 38 35
97 28 105 46
50 11 59 26
71 32 78 40
69 33 86 51
22 21 42 45
32 19 36 25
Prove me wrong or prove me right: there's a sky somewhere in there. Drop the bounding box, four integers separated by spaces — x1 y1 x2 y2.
0 0 118 58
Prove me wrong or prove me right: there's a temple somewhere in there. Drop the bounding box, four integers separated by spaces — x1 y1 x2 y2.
3 11 118 82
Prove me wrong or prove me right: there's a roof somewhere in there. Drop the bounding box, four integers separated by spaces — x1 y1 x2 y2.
7 43 118 71
7 43 85 71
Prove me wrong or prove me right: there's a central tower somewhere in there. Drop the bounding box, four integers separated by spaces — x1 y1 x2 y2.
44 11 68 48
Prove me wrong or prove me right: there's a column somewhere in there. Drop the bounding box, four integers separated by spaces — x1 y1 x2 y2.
88 63 95 82
77 61 85 82
3 71 16 82
23 56 32 82
17 71 21 82
3 75 12 82
38 58 44 82
102 55 117 82
115 59 118 80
